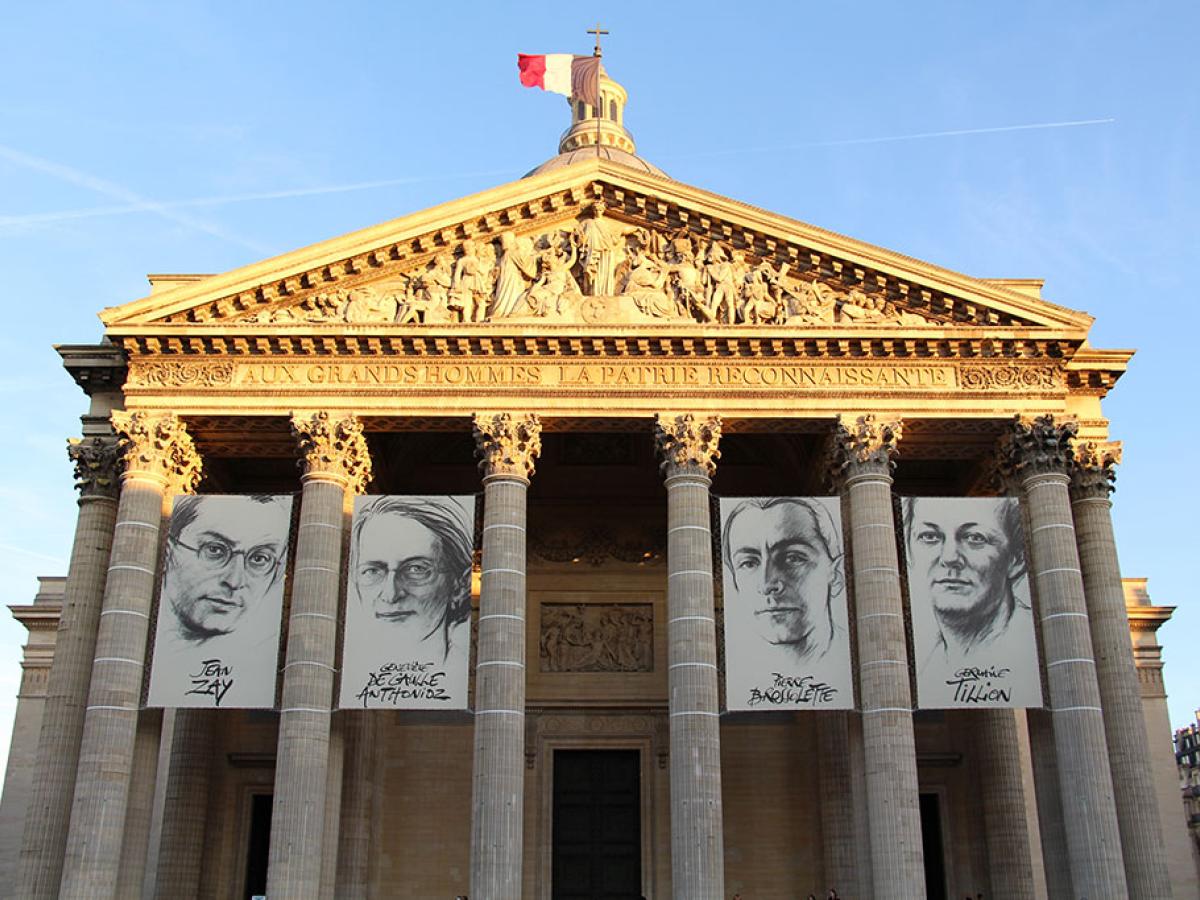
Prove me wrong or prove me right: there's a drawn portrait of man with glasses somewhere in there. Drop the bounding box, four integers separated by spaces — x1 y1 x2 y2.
339 495 475 710
147 494 293 708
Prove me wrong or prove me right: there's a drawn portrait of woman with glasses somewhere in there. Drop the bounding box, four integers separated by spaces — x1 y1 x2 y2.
339 495 475 710
147 494 293 708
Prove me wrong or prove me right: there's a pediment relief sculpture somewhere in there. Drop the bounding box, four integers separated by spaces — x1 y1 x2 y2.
237 208 943 330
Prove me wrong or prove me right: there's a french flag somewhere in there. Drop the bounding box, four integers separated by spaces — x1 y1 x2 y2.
517 54 601 107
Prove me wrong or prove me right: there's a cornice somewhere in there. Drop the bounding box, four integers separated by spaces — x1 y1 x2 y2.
99 161 1092 332
1066 345 1134 397
1127 604 1174 633
112 329 1081 362
56 342 127 395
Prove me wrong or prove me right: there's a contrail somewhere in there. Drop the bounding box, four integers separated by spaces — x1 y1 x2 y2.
0 168 521 228
0 543 67 566
668 118 1116 160
0 143 271 252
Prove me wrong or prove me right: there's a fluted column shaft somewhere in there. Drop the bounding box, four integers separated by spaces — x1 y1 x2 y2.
267 412 371 900
60 412 202 900
1026 708 1073 897
335 712 376 898
655 414 724 900
152 710 215 899
834 415 925 899
17 436 121 900
975 710 1037 898
116 707 164 899
469 413 540 900
1071 443 1172 898
817 713 860 897
1003 416 1126 898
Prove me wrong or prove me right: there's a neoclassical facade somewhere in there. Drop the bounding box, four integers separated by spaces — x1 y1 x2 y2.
1 72 1195 899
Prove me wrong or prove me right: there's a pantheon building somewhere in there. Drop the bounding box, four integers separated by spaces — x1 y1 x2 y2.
0 70 1194 899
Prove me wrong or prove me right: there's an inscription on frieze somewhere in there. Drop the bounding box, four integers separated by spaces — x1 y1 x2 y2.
539 603 653 673
126 360 1063 392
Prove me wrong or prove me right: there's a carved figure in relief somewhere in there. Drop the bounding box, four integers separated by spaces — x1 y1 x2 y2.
666 233 704 317
415 253 455 323
449 238 495 323
785 279 838 325
701 244 744 324
741 260 787 324
539 603 653 673
492 231 538 318
343 286 399 324
575 200 636 296
525 234 580 317
622 240 678 318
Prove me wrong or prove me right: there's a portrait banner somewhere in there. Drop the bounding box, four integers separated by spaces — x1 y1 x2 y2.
146 494 294 708
903 497 1044 709
339 495 476 710
719 496 854 711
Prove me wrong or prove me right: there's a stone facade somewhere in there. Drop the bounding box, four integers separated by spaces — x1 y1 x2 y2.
0 69 1194 899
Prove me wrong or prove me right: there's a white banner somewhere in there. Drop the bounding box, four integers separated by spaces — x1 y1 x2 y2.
902 497 1044 709
147 494 293 708
339 495 475 710
720 497 854 710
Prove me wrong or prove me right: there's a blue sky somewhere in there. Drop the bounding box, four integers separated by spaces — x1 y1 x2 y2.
0 1 1196 776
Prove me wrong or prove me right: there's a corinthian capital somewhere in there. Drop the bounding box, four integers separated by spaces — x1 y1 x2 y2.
110 411 203 494
830 414 902 480
290 412 372 492
473 412 542 480
654 413 721 476
67 435 122 499
1070 439 1122 499
998 414 1077 481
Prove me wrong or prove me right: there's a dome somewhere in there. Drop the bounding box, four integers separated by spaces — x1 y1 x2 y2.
523 65 667 179
524 146 668 178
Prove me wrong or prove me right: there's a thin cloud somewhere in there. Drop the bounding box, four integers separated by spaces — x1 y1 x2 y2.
0 168 522 228
667 118 1117 161
0 543 67 566
0 144 271 253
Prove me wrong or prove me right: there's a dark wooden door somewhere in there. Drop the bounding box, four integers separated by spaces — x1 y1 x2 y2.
552 749 642 900
919 792 948 900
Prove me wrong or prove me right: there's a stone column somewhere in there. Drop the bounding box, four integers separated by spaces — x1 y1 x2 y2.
817 713 860 897
831 415 925 899
60 412 202 900
267 412 371 900
1026 708 1073 898
974 710 1037 899
1000 415 1127 897
469 412 541 900
1071 441 1173 898
335 712 377 897
116 707 164 900
151 710 215 900
654 413 725 900
16 436 121 900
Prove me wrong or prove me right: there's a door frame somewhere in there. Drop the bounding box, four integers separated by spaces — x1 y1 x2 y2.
535 728 657 899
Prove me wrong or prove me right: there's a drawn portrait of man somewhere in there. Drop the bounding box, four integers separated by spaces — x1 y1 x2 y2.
147 494 293 709
719 497 854 710
903 496 1043 709
339 495 475 710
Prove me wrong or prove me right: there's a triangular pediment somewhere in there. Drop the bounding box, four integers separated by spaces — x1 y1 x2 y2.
100 159 1093 334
